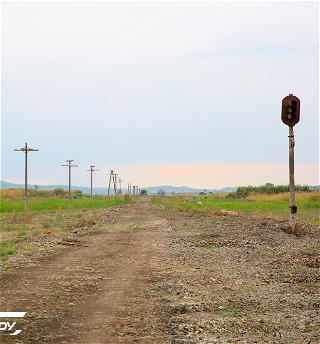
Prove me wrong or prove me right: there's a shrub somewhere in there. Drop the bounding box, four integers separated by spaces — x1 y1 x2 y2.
54 187 65 196
235 184 310 197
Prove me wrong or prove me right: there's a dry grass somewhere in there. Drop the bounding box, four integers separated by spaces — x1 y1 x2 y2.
247 191 320 203
0 188 57 200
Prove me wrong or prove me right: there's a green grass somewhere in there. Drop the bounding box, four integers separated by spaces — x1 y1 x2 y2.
0 195 136 264
0 196 133 213
0 242 16 259
151 193 319 225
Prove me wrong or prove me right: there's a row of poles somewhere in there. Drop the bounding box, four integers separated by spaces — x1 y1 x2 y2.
13 94 300 234
107 170 140 197
13 144 140 211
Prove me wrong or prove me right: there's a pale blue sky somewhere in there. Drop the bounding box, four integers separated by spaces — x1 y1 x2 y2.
1 1 319 188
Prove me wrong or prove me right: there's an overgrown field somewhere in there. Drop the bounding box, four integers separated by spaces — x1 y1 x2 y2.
0 195 132 212
0 191 136 267
151 191 320 225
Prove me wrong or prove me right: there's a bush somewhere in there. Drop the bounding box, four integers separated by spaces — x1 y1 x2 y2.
235 184 310 197
54 187 65 196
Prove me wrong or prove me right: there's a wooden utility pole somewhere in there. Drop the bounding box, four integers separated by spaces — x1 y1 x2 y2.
114 175 117 194
14 142 39 211
86 166 99 200
107 170 114 196
61 160 78 203
118 179 124 194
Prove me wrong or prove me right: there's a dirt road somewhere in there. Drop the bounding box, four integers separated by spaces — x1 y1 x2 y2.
1 197 319 344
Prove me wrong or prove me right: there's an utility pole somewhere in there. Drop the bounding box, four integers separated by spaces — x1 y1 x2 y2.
14 142 39 211
114 174 118 194
118 179 124 194
281 94 300 234
61 160 78 203
127 183 130 193
86 166 99 200
107 170 114 196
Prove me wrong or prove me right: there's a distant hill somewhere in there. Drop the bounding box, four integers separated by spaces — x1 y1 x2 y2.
1 181 236 195
142 185 237 194
0 181 110 195
310 185 320 190
2 180 317 195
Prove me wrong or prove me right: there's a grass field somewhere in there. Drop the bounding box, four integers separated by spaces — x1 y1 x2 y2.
0 195 132 212
151 191 320 225
0 192 136 266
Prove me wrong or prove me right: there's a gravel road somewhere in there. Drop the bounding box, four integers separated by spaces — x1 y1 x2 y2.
1 197 319 344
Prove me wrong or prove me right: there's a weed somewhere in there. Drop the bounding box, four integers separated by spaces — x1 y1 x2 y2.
18 228 27 238
55 214 63 222
41 221 52 229
300 280 320 289
32 229 42 236
291 264 308 273
0 243 16 258
195 243 216 250
301 328 313 333
21 244 36 252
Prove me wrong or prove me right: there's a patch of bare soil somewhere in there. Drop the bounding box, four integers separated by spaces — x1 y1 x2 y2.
0 197 319 344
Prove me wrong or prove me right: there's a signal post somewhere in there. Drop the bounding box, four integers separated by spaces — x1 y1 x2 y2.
281 94 300 233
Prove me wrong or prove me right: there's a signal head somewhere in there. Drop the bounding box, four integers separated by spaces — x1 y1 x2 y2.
281 95 300 126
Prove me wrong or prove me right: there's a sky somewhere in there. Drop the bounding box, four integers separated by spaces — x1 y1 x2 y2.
1 1 319 189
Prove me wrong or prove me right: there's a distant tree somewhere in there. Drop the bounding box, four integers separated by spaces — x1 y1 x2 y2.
157 189 165 196
199 192 205 195
265 183 274 187
54 187 64 196
140 189 147 195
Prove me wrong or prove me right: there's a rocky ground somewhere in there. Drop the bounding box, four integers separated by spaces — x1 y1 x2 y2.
0 197 319 344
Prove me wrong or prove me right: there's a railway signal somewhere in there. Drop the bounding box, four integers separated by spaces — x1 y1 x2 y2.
281 94 300 234
281 94 300 126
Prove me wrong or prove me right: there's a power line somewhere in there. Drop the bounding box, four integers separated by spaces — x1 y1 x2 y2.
30 152 63 177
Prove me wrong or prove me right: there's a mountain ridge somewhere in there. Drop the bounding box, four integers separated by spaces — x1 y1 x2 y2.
1 180 236 195
1 181 318 195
